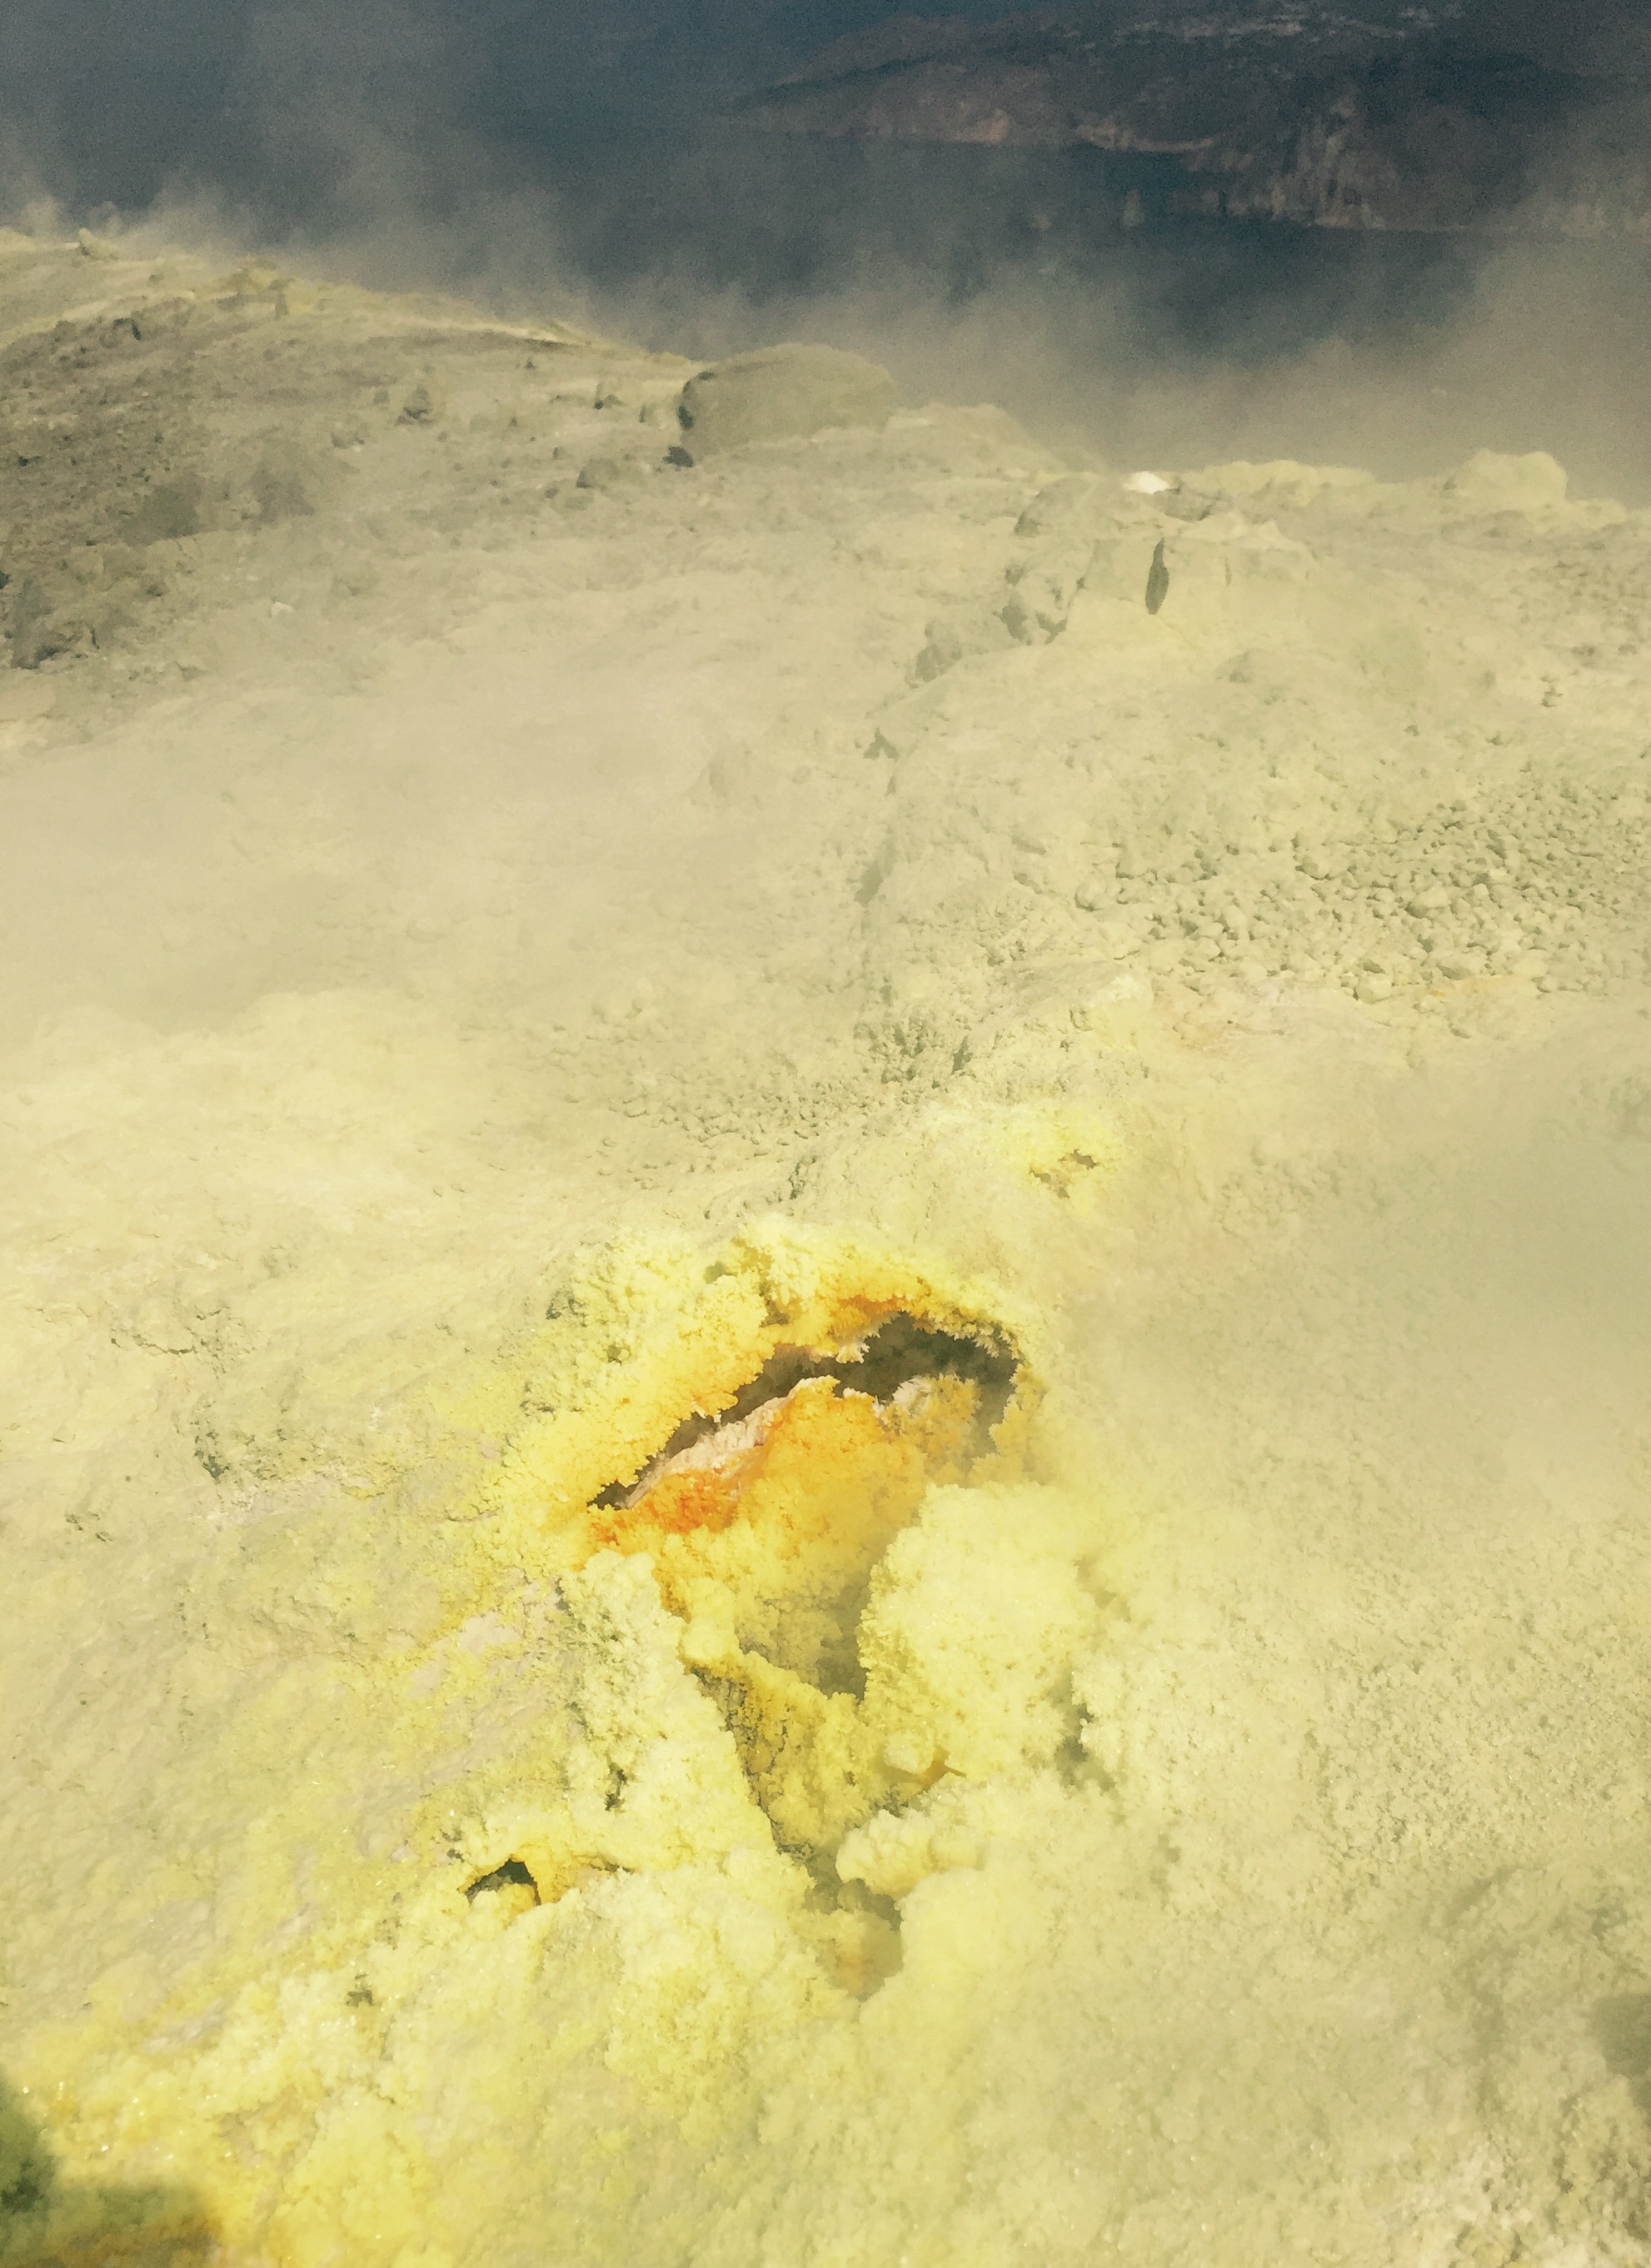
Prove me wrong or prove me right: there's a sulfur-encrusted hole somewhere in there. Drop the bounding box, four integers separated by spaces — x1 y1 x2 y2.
601 1312 1016 1524
465 1857 540 1907
580 1307 1025 1875
828 1881 904 1996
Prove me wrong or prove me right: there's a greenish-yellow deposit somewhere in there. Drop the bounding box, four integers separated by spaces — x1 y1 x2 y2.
2 233 1651 2267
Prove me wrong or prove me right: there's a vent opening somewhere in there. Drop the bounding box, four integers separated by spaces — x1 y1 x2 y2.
464 1857 540 1907
598 1313 1016 1519
581 1307 1027 1871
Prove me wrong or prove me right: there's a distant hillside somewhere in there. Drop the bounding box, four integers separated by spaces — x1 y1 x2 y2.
741 3 1651 234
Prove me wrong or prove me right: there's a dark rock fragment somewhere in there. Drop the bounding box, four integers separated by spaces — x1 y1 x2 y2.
122 476 202 546
576 455 643 491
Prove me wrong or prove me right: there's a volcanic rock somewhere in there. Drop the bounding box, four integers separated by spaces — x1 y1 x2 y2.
675 341 899 461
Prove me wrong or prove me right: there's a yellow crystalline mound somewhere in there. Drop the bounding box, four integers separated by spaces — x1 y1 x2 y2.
463 1220 1032 1556
457 1226 1035 1861
8 1221 1110 2268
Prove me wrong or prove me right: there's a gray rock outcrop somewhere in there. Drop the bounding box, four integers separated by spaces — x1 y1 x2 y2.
675 344 897 462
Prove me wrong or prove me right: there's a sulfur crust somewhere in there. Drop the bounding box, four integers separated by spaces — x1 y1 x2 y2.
7 1220 1088 2268
7 236 1651 2267
464 1219 1036 1545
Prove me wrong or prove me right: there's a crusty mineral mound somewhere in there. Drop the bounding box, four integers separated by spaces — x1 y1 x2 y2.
4 227 1651 2268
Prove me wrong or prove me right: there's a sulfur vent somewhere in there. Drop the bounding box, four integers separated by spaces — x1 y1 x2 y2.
580 1308 1023 1859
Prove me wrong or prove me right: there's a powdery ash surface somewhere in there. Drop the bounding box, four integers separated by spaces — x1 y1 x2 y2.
2 230 1651 2267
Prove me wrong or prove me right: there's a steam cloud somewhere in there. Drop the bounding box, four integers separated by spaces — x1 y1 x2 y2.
5 2 1651 492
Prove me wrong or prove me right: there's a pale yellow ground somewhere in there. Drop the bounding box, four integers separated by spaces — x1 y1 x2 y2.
2 233 1650 2268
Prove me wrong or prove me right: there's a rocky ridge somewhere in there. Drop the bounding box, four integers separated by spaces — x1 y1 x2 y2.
745 3 1651 235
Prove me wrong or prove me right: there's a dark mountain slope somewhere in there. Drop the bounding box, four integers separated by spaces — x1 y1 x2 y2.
744 4 1651 233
